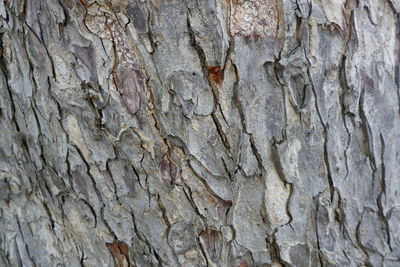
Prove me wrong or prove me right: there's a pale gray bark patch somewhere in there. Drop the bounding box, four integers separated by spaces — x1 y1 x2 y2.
0 0 400 266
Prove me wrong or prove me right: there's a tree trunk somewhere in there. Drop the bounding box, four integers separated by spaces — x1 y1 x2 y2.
1 0 399 266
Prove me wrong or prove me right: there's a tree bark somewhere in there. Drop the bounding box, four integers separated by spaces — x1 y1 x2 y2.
1 0 399 266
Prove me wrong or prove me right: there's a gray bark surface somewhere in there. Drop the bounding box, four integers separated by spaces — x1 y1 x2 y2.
0 0 400 266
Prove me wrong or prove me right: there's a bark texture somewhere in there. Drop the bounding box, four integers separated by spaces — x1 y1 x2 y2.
1 0 400 266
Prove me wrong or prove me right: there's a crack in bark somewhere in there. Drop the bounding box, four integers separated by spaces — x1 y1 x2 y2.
306 63 335 202
377 133 392 252
271 141 293 226
338 55 351 182
358 87 377 173
230 59 265 174
186 13 233 158
16 216 37 267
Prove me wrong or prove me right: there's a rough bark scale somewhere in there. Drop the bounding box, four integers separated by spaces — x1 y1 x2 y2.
0 0 399 266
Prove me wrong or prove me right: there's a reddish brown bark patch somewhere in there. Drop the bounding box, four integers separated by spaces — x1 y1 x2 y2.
208 66 224 87
160 155 180 185
113 66 142 115
199 228 223 263
106 241 130 267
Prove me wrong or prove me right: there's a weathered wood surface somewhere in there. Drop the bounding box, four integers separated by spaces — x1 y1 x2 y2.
0 0 400 266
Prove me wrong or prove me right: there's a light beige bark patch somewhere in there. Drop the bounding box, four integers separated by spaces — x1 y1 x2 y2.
230 0 280 37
